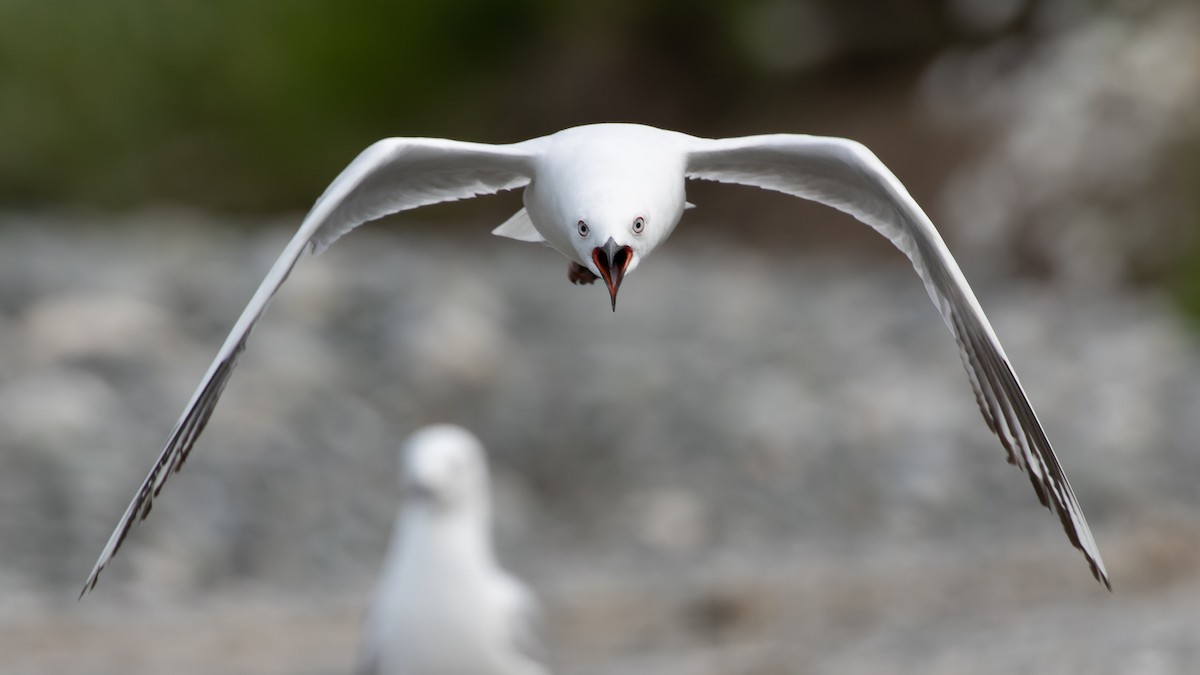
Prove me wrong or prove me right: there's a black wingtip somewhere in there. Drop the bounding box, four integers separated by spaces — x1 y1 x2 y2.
79 572 99 601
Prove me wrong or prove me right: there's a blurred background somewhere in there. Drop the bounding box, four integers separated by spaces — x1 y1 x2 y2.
2 0 1200 672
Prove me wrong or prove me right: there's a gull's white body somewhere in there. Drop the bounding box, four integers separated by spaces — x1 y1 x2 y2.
359 425 545 675
83 122 1110 592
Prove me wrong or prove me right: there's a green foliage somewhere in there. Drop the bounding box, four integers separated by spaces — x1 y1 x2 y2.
6 0 923 212
0 0 552 210
1170 151 1200 322
0 0 1127 216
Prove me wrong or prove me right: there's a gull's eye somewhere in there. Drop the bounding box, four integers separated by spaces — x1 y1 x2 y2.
632 216 645 235
577 220 589 237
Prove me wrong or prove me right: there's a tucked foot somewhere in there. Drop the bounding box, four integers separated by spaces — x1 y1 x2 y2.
568 261 598 285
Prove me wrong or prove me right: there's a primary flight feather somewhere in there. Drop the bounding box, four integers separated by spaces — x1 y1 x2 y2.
82 123 1109 594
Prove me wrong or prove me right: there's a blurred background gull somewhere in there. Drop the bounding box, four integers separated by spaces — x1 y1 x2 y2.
358 425 548 675
1 0 1199 673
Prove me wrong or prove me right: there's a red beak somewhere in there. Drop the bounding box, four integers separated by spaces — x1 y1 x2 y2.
592 238 632 311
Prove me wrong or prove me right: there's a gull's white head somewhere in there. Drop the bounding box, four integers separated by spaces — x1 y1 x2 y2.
401 424 489 512
531 123 690 309
568 201 663 311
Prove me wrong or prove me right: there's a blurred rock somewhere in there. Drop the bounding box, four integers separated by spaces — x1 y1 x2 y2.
923 1 1200 287
3 215 1200 673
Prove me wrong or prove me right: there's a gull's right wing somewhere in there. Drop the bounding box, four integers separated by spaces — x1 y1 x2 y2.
82 138 537 595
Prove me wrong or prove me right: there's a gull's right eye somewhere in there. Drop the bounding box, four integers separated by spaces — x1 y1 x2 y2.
577 221 589 237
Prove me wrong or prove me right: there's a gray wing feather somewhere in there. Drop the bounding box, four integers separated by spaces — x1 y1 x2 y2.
686 134 1109 589
81 138 535 595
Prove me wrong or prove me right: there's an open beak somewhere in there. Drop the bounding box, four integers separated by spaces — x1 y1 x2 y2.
592 238 633 311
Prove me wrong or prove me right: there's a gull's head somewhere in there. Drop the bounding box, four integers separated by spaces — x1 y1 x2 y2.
574 217 638 311
533 124 690 310
565 192 685 311
400 424 488 512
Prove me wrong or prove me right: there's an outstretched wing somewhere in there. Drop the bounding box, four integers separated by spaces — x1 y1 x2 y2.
82 138 536 595
685 134 1109 589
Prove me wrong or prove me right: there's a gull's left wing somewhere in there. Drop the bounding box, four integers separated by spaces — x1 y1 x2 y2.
685 134 1110 589
82 138 537 595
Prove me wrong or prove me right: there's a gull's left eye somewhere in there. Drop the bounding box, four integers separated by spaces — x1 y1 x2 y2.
632 216 645 235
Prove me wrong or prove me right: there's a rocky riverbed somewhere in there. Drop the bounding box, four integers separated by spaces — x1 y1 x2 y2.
2 211 1199 674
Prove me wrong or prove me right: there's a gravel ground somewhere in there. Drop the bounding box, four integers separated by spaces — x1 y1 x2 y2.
2 210 1199 673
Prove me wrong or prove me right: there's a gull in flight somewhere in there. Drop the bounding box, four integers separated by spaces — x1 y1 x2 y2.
357 425 548 675
82 122 1109 593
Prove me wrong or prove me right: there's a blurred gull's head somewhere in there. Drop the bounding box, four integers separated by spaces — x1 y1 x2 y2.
401 424 490 512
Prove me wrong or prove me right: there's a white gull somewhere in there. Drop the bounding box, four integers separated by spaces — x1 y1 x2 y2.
358 425 547 675
82 122 1109 592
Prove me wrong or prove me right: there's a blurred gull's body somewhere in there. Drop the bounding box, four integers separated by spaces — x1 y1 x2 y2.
84 123 1109 592
360 425 546 675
